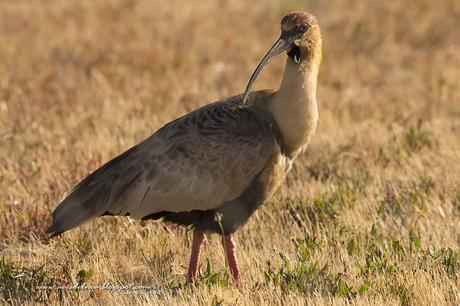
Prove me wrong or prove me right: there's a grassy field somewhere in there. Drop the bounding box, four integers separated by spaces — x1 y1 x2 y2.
1 0 459 304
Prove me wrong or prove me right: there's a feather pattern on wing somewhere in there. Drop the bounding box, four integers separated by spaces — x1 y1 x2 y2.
47 91 278 235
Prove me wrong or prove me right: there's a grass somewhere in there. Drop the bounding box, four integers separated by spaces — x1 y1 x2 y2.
1 0 459 304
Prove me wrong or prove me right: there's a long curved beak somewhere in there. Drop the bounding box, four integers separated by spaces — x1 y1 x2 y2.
242 31 302 104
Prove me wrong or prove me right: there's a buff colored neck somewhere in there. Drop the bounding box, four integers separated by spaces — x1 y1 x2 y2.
269 43 321 157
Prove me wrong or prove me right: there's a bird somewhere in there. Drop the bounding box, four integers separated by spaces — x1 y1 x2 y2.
47 11 322 283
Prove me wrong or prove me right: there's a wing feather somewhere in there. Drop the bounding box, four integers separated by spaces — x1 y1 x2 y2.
47 93 275 235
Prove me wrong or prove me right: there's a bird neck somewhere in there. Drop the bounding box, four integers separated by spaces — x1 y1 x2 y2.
269 45 321 157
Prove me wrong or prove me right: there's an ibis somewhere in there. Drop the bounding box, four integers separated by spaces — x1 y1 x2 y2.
47 11 322 282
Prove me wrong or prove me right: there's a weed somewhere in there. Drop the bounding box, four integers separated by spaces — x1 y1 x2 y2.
196 259 230 288
389 283 412 306
402 120 436 153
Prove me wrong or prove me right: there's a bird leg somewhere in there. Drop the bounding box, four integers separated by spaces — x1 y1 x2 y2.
222 234 240 280
187 230 205 282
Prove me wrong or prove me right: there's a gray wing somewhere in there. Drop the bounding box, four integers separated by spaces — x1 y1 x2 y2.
47 95 274 235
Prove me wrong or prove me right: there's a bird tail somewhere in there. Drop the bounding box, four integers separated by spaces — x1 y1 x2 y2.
47 148 137 237
46 188 111 237
46 175 116 237
46 197 98 238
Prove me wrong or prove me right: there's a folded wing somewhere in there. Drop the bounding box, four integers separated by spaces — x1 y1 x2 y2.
47 96 274 236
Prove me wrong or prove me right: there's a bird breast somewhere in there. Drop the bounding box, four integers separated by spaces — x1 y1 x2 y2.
255 141 293 202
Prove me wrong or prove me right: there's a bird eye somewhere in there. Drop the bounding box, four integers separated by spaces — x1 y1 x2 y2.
300 24 309 32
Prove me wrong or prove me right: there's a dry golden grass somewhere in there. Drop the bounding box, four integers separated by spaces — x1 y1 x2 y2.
1 0 460 305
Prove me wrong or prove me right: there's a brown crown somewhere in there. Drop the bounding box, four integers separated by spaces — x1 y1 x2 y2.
281 11 318 32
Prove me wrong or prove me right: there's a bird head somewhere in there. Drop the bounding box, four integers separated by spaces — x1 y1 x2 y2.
242 11 321 104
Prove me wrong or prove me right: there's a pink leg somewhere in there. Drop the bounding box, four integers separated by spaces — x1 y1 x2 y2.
222 234 240 280
187 230 205 282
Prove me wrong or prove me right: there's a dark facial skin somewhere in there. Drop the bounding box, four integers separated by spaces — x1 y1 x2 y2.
242 12 318 104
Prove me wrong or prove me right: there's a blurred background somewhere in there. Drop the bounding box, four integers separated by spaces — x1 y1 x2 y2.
0 0 459 304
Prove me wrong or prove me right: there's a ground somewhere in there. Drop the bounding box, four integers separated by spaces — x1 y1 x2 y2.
1 0 459 305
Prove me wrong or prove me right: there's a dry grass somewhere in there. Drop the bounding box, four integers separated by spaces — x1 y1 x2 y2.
1 0 460 305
